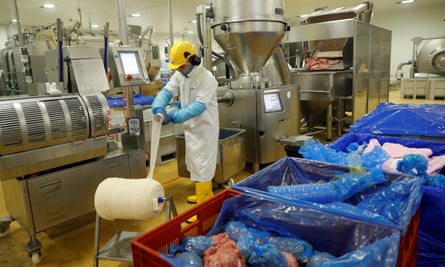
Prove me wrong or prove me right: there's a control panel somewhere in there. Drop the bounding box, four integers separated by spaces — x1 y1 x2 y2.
106 46 150 87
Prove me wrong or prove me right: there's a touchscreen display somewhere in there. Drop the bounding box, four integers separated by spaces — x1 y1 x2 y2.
264 92 283 113
119 51 141 75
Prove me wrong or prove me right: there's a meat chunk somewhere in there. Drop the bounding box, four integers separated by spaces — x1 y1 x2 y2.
204 233 246 267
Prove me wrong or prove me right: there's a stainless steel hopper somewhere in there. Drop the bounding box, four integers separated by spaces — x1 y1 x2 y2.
211 0 288 88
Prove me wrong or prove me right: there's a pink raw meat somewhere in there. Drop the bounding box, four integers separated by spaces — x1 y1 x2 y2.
381 143 432 158
204 233 246 267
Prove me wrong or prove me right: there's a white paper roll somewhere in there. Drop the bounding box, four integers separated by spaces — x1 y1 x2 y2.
94 177 164 221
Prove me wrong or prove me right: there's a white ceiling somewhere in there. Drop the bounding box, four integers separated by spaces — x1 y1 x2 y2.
0 0 443 35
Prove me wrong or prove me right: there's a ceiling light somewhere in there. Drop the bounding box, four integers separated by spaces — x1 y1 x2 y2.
397 0 414 4
129 13 141 17
91 24 100 28
188 19 197 24
41 3 55 9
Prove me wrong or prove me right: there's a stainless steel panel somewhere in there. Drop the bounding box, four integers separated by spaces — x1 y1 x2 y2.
286 19 355 42
0 137 107 180
257 86 299 163
293 70 352 101
70 59 110 94
27 152 131 232
218 85 298 165
176 128 246 184
353 21 371 121
218 88 258 163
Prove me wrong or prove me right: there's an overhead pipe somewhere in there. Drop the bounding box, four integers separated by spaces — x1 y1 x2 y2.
116 0 128 45
167 0 174 47
13 0 24 46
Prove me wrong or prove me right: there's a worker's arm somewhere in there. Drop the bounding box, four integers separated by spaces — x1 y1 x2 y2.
151 88 172 115
170 101 206 123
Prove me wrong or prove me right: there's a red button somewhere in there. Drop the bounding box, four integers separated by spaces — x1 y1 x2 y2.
126 74 133 80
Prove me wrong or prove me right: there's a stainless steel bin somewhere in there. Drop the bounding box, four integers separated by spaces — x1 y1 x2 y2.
176 128 246 184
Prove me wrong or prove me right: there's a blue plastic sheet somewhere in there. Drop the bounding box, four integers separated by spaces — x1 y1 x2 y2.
349 102 445 138
163 193 402 267
107 94 154 107
207 193 401 267
233 157 422 233
328 132 445 266
417 185 445 266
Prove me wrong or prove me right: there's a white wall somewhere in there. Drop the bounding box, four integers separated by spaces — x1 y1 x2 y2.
372 3 445 82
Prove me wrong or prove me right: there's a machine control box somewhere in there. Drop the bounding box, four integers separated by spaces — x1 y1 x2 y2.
106 46 150 87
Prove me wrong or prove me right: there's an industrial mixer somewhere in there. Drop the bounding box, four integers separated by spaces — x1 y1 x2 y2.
198 0 300 171
399 36 445 99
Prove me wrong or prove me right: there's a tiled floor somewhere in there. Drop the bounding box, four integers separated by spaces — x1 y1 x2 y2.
0 86 444 267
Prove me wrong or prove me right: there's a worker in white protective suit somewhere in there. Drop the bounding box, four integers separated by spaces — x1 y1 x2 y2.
151 41 219 221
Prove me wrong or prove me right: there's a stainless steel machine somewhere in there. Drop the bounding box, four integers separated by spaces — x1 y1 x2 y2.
283 3 391 139
200 0 300 170
0 44 149 263
398 36 445 99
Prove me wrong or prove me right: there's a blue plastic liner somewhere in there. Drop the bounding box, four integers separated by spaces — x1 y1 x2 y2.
233 157 422 233
414 185 445 267
329 117 445 266
349 102 445 138
207 193 401 267
107 94 154 107
329 132 445 157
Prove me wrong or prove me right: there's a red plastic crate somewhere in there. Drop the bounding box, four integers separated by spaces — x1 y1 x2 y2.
396 206 420 267
131 189 240 267
132 189 417 267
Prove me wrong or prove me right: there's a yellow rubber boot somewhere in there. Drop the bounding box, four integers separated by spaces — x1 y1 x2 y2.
186 195 197 204
186 181 213 223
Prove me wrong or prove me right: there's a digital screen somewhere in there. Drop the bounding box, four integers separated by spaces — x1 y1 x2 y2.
264 92 283 113
119 51 142 75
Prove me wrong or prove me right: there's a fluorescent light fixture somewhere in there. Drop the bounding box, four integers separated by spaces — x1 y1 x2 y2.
188 19 197 24
399 0 414 4
129 13 142 17
41 3 55 8
91 24 100 28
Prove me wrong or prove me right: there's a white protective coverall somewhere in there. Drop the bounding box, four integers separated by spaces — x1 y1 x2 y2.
164 65 219 182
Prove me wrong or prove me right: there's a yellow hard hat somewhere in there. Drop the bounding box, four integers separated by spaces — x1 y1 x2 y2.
168 41 196 69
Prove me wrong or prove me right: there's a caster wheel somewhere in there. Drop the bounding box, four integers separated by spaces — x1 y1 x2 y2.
31 252 41 264
223 178 235 189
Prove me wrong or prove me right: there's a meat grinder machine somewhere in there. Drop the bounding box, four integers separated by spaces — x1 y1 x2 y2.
198 0 300 171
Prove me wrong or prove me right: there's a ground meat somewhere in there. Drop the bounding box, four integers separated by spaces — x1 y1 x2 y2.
204 233 246 267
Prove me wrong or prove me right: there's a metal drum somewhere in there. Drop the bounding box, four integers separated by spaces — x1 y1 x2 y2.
417 38 445 75
0 93 108 156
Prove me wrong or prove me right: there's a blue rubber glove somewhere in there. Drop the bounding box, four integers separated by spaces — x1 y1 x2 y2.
169 101 181 109
170 101 206 123
151 88 172 115
161 112 173 125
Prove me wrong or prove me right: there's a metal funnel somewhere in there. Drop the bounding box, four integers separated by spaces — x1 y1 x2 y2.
211 0 287 76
